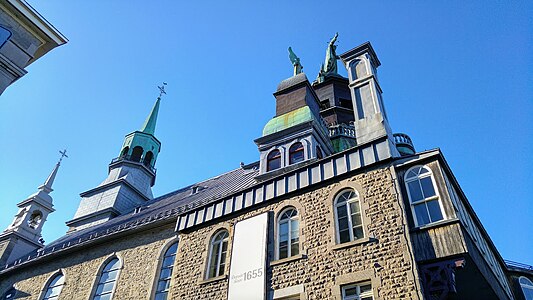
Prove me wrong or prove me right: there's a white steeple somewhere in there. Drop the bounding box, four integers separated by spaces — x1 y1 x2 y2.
0 151 65 266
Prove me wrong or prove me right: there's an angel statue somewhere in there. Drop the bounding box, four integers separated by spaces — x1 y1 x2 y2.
288 47 303 76
316 32 339 83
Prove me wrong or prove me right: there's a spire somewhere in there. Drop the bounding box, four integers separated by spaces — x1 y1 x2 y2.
140 82 167 135
38 149 67 194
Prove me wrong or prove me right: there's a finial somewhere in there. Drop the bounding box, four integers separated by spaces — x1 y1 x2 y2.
288 47 303 76
157 82 167 99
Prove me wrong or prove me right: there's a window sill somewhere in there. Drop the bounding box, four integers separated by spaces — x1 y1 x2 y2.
270 253 306 266
410 218 459 232
199 274 228 285
332 237 376 251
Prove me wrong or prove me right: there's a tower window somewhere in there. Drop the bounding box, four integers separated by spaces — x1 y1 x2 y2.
404 165 445 227
289 142 304 165
316 146 323 159
342 282 373 300
28 211 43 229
131 146 143 162
143 151 154 167
339 98 353 110
277 207 299 259
120 146 129 158
207 230 229 279
334 189 364 244
267 149 282 171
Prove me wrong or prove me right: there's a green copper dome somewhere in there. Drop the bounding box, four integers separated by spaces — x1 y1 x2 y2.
262 106 315 136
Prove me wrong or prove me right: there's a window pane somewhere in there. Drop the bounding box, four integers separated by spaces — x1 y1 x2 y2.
159 267 172 279
427 200 443 222
408 181 423 202
414 203 430 226
351 213 362 227
45 285 62 297
162 256 175 267
103 259 120 272
166 243 178 255
290 219 299 233
337 204 348 219
154 292 168 300
49 274 65 287
290 150 304 164
344 286 357 296
100 270 118 282
360 284 372 293
280 222 289 236
339 229 351 243
353 226 364 240
291 241 299 256
94 294 112 300
96 282 115 295
157 279 170 292
279 244 288 259
349 201 360 213
338 216 349 231
420 177 436 198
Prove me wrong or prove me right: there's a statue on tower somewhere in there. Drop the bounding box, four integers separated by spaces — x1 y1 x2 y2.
288 47 303 76
316 32 340 83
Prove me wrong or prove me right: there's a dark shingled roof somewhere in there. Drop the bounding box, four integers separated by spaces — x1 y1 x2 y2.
2 162 260 273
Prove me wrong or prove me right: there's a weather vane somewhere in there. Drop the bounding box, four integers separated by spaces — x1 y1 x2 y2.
58 149 68 164
158 82 167 99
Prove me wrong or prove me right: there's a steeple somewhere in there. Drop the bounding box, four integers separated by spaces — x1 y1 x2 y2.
0 152 65 265
66 84 166 232
140 83 165 135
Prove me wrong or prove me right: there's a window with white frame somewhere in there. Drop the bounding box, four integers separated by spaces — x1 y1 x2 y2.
404 165 444 226
154 242 178 300
342 282 373 300
334 189 364 244
42 272 65 300
520 276 533 300
277 208 299 259
207 230 229 279
92 258 121 300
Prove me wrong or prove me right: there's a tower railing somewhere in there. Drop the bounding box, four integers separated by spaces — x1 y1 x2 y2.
505 259 533 271
110 155 157 174
329 123 356 138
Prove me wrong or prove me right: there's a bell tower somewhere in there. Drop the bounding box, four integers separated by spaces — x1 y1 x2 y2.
0 151 65 266
66 84 166 232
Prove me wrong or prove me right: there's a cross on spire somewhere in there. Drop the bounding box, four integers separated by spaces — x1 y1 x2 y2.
158 82 167 99
59 149 68 165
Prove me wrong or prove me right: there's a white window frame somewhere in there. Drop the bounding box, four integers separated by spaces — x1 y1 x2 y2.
334 189 364 244
341 282 373 300
404 165 446 227
41 272 65 300
154 241 178 300
206 230 229 279
276 207 300 260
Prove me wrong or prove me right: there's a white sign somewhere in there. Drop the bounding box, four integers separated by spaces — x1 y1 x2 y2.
227 213 268 300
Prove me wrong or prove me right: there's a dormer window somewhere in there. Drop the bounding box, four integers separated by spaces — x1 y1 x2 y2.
267 149 282 171
289 142 304 165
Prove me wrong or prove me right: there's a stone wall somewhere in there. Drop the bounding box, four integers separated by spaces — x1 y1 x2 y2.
172 167 419 299
0 167 420 299
0 223 177 300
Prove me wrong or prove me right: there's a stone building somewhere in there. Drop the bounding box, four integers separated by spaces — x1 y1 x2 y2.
0 37 531 300
0 0 67 95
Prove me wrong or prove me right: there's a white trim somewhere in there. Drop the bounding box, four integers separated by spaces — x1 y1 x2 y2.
404 165 446 227
276 207 300 260
334 189 364 244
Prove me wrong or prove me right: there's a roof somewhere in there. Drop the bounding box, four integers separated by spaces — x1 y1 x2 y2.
262 106 315 136
1 162 260 274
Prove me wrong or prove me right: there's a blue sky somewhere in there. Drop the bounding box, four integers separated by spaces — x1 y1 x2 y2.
0 1 531 265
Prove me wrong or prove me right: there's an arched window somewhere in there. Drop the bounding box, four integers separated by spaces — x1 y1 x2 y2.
277 208 299 259
289 142 304 165
334 189 364 244
519 276 533 300
154 242 178 300
405 166 444 226
42 272 65 300
316 146 323 159
120 146 129 158
267 149 281 171
143 151 154 167
131 146 143 162
93 258 121 300
207 230 229 279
